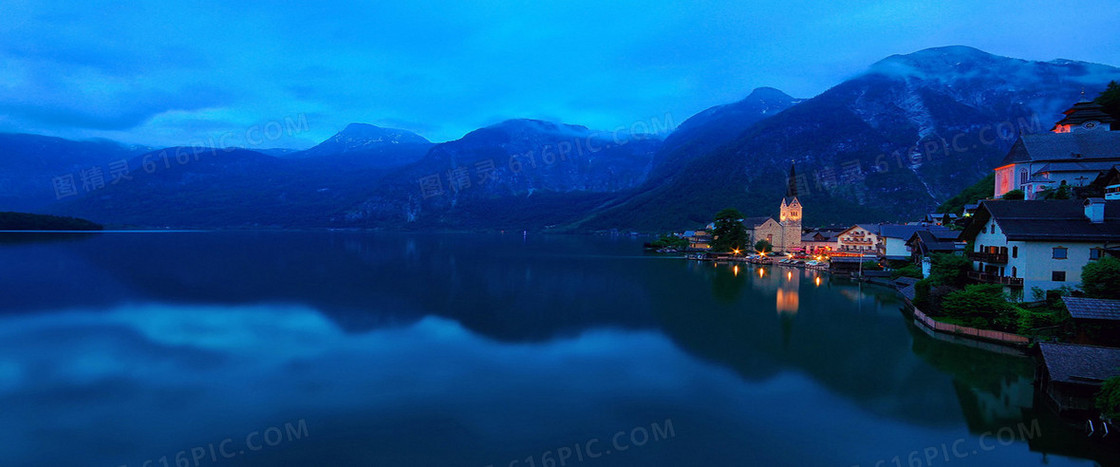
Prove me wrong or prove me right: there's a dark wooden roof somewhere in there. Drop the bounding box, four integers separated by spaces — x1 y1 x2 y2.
960 199 1120 242
1039 343 1120 385
1063 296 1120 321
906 229 961 254
1054 101 1119 127
998 131 1120 167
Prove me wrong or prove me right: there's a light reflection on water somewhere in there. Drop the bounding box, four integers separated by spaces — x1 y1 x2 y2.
0 232 1106 466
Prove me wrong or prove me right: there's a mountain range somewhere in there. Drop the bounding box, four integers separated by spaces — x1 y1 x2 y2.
5 46 1119 231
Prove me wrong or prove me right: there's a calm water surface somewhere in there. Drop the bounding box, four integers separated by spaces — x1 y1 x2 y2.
0 232 1110 466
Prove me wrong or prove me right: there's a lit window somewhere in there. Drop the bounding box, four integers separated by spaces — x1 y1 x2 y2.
1052 247 1068 259
1052 271 1066 282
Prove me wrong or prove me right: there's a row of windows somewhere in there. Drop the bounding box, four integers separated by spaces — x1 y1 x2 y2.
976 245 1103 260
1052 247 1105 260
992 267 1067 282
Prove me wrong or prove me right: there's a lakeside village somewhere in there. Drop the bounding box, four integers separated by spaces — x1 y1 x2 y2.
649 96 1120 438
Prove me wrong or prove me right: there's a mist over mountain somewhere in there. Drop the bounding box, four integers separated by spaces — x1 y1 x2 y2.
0 133 151 212
573 46 1120 230
651 87 801 182
9 46 1120 230
290 123 432 169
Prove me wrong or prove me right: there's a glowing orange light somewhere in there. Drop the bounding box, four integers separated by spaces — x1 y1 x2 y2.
815 276 821 287
787 271 792 280
733 265 739 276
758 268 765 278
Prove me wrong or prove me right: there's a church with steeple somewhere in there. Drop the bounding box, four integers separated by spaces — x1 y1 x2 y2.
742 164 803 253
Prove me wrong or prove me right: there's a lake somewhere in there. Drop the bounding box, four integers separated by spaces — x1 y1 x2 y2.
0 231 1108 466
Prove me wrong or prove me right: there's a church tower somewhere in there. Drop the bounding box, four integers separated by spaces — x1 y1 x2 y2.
778 164 802 252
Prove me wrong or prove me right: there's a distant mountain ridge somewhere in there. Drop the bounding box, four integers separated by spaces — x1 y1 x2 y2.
0 133 151 212
7 46 1119 230
571 46 1120 230
647 87 801 186
294 123 431 159
335 118 662 229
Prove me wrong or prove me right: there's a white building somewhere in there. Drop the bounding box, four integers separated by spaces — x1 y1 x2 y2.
836 224 880 254
959 198 1120 297
993 101 1120 200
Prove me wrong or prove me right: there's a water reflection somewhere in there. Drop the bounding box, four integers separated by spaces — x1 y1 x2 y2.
0 233 1104 465
776 267 799 315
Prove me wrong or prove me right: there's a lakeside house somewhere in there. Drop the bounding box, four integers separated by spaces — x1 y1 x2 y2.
833 223 955 260
1038 343 1120 415
836 224 880 254
959 198 1120 296
905 228 965 263
801 229 843 255
684 229 713 250
878 224 956 261
993 100 1120 200
1062 296 1120 345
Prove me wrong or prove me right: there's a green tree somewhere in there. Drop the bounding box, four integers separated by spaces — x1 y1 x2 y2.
754 239 773 253
1001 189 1025 200
941 284 1014 328
1095 80 1120 121
1038 184 1072 200
913 279 932 308
937 173 994 215
648 234 688 250
710 208 748 252
890 264 923 280
930 253 972 288
1082 256 1120 299
1097 375 1120 419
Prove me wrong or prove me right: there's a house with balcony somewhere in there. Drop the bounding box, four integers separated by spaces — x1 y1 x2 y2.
835 224 880 255
959 198 1120 296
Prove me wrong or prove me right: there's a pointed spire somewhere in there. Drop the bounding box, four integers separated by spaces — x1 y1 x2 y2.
786 163 798 199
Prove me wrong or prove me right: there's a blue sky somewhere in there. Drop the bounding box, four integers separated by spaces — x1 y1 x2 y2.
1 0 1119 149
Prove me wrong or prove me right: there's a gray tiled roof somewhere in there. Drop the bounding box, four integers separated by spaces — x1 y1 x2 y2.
741 216 774 228
1032 160 1120 175
906 229 962 254
999 131 1120 167
962 199 1120 242
879 224 954 240
1063 296 1120 321
1039 343 1120 385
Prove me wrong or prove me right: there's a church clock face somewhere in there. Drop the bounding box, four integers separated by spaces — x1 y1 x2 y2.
1083 120 1099 130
